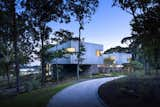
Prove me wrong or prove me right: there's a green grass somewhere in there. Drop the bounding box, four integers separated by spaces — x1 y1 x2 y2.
91 73 110 78
0 82 74 107
81 71 129 79
107 70 146 77
109 71 129 76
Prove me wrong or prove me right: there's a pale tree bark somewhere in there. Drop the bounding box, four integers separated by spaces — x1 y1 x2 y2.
77 23 82 80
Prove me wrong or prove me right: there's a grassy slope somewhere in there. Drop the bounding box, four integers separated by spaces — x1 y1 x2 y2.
98 75 160 107
0 82 73 107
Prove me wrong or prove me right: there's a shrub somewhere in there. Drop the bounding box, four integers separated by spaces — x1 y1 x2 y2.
131 61 143 70
24 79 41 92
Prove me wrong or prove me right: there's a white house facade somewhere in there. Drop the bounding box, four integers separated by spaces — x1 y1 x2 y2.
47 40 104 65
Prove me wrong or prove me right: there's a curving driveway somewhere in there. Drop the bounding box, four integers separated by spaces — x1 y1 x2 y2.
48 76 123 107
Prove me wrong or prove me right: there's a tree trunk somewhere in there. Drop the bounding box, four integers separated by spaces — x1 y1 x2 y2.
55 44 59 82
77 23 81 80
56 65 59 82
144 58 150 75
41 34 46 85
77 63 80 80
14 38 20 93
51 65 54 79
11 0 20 93
6 64 10 88
154 48 159 74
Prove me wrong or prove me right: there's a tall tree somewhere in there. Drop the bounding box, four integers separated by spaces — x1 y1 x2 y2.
24 0 71 84
0 0 36 92
113 0 160 73
67 0 99 79
0 3 13 87
53 29 74 44
0 39 14 88
0 0 22 92
10 0 21 93
51 29 75 81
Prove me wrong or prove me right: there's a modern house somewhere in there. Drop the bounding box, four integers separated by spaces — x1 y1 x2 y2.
47 40 104 65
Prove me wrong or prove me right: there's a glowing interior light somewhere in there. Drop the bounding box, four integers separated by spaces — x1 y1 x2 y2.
96 50 102 56
66 48 76 53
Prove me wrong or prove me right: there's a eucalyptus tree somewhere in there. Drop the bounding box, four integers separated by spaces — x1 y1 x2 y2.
113 0 160 73
45 48 66 81
23 0 71 84
132 5 160 73
53 29 74 43
0 0 36 92
42 40 66 81
0 3 13 86
9 0 22 92
0 0 20 91
51 29 75 81
67 0 99 79
0 35 14 88
47 29 84 81
15 12 35 93
104 46 130 54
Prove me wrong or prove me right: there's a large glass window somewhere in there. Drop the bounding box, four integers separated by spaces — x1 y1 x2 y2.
96 50 102 56
66 48 76 53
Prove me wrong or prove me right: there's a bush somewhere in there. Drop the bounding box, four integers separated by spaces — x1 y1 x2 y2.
128 70 145 77
80 65 91 72
131 61 143 70
24 79 41 92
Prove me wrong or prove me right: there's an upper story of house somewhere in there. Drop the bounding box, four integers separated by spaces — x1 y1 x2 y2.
47 40 104 65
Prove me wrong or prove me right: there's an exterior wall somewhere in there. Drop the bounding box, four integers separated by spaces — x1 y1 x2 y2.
70 41 103 64
48 41 71 52
47 41 72 64
47 40 104 65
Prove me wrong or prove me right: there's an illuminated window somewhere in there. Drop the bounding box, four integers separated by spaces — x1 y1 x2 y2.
96 50 102 56
46 64 50 72
66 48 76 53
110 56 116 60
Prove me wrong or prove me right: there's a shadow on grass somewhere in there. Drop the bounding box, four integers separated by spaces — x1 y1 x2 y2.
98 73 160 107
0 82 74 107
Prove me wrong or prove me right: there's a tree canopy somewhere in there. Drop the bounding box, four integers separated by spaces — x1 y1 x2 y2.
104 46 131 54
113 0 160 72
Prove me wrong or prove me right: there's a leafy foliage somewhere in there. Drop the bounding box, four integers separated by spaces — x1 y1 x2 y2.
0 0 99 86
104 46 131 54
53 29 75 44
0 0 36 91
113 0 160 72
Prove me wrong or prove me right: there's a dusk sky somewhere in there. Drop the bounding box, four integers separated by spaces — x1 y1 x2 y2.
31 0 133 66
48 0 132 50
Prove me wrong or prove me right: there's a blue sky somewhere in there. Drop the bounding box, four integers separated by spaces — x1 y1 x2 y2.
48 0 132 50
31 0 133 66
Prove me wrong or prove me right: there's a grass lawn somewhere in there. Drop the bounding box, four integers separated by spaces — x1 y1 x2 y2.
98 74 160 107
0 82 74 107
